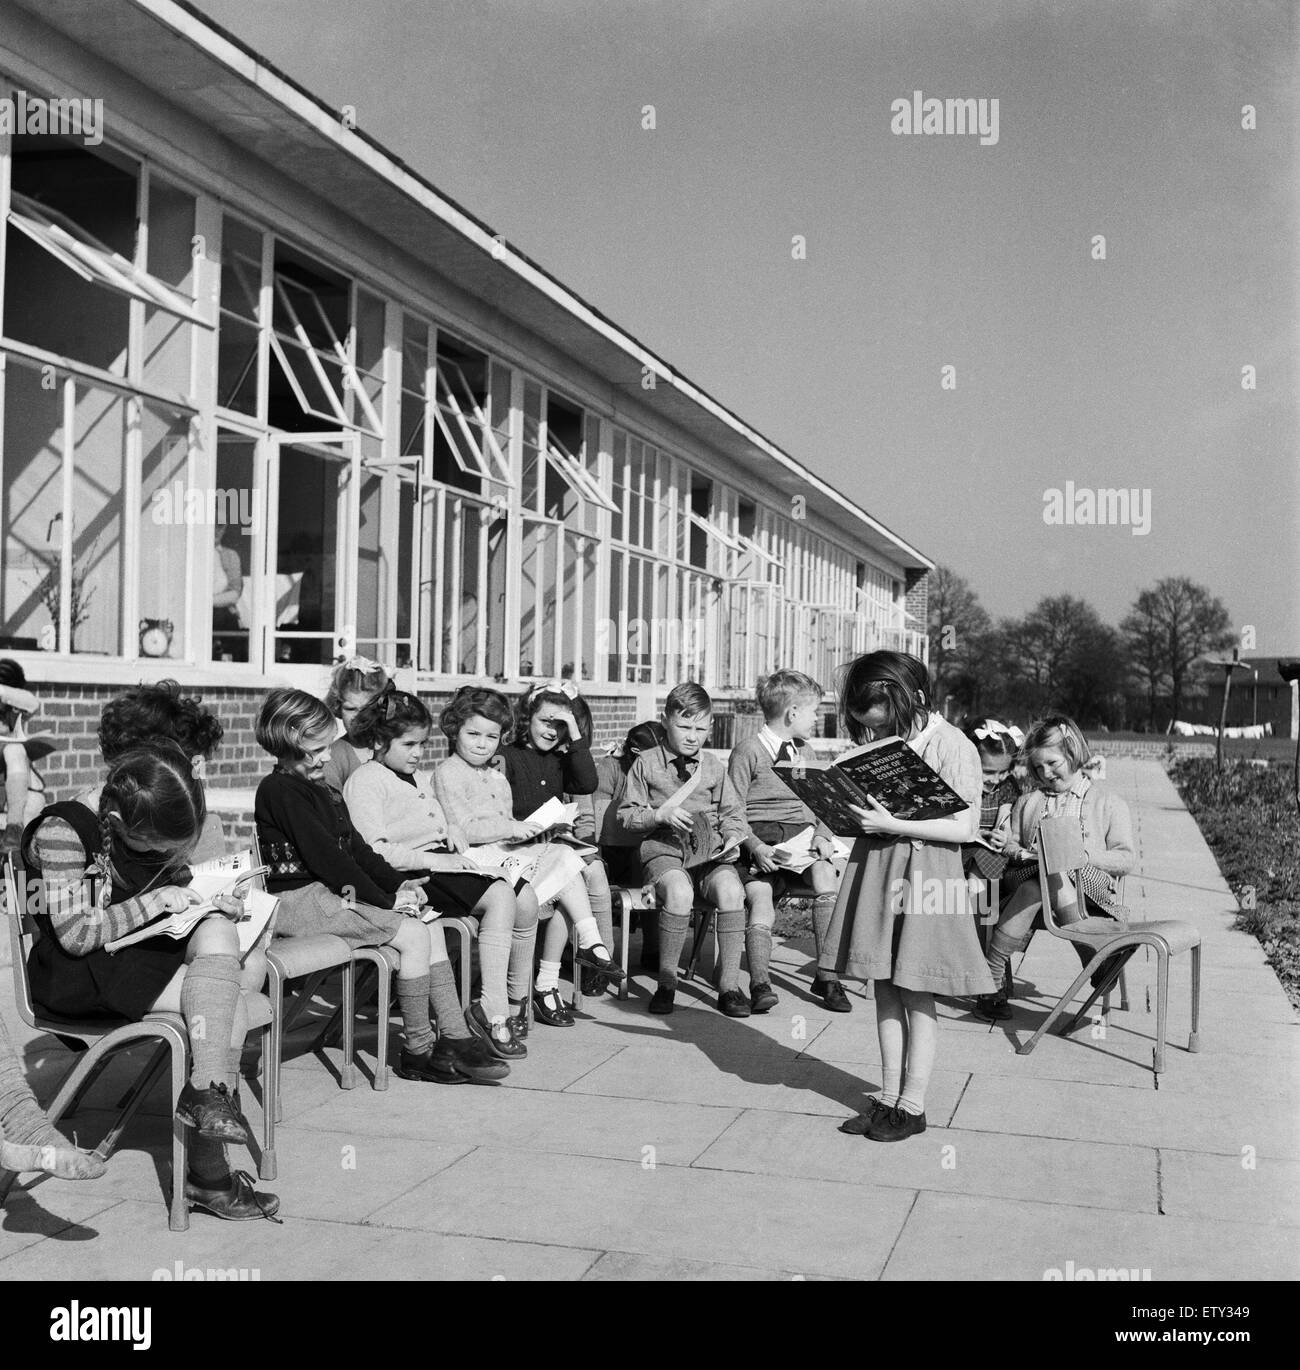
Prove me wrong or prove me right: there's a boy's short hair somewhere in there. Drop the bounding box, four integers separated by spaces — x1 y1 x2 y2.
439 686 514 743
664 682 712 719
255 688 336 760
1023 714 1091 771
756 670 822 721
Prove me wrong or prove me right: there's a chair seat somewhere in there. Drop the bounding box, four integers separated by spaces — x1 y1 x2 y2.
1059 917 1201 956
266 933 353 978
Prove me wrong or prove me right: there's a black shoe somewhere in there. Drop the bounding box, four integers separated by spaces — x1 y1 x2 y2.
865 1105 927 1143
438 1034 511 1083
648 986 675 1015
718 988 751 1018
812 977 852 1013
574 945 627 982
508 999 530 1041
838 1097 890 1135
580 967 610 998
184 1170 282 1222
465 1001 527 1059
176 1081 253 1145
532 986 575 1027
750 982 778 1014
974 992 1012 1021
394 1043 468 1084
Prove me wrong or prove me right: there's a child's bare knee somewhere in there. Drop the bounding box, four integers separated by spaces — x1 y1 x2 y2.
193 917 240 957
657 871 691 909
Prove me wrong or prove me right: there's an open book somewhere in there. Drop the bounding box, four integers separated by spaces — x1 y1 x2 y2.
769 825 852 873
969 802 1014 851
105 852 276 960
775 736 967 833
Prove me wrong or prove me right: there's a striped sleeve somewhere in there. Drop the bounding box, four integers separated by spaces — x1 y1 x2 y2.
33 818 163 956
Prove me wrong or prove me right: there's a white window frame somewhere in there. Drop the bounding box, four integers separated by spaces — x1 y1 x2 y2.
546 431 617 514
433 356 513 486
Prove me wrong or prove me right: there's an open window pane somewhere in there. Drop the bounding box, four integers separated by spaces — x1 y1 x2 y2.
143 177 197 396
273 444 344 664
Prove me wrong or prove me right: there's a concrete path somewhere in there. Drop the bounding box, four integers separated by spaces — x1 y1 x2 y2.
2 758 1296 1280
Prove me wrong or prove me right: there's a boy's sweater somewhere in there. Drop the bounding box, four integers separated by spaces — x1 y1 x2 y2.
618 744 749 849
343 760 449 871
255 766 404 908
433 753 517 845
727 730 833 855
498 739 597 819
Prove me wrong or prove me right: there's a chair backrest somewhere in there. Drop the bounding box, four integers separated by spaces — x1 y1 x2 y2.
4 852 41 1029
1035 817 1087 935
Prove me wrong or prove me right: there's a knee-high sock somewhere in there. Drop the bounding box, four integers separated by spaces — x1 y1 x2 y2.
396 973 435 1054
0 1011 78 1152
584 869 615 951
428 960 470 1039
745 923 773 987
507 914 539 1005
181 954 243 1090
811 891 838 978
656 910 691 990
715 908 746 992
477 918 513 1023
984 927 1020 990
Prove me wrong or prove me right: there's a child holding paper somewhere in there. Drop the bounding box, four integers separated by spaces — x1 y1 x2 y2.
729 671 848 1014
618 683 750 1017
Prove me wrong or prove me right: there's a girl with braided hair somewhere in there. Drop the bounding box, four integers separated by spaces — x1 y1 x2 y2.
19 741 278 1220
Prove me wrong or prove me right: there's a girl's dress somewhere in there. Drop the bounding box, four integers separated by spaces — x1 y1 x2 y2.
962 771 1023 882
825 714 995 996
22 800 196 1020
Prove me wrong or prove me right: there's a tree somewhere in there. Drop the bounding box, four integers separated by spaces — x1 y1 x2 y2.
1121 578 1235 729
926 565 991 718
1120 594 1171 730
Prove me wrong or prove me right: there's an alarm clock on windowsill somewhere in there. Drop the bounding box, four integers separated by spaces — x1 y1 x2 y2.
139 618 174 658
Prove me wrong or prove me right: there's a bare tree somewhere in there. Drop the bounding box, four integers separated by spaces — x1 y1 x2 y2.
1121 578 1235 728
926 565 991 717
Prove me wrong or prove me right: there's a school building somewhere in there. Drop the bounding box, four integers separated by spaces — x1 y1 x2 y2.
0 0 932 802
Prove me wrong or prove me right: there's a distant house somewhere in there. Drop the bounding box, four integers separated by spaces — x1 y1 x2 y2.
1172 656 1298 739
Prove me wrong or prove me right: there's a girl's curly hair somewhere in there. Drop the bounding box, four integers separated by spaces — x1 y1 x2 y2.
350 690 433 752
98 680 224 762
438 686 514 744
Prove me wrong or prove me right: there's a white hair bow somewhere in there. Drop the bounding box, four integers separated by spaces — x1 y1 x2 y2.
337 655 389 679
528 678 579 702
974 720 1018 744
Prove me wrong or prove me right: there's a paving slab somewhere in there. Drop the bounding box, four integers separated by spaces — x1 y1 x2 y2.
0 1198 601 1281
951 1074 1300 1159
562 1039 968 1119
366 1145 916 1280
881 1189 1298 1281
292 1081 742 1167
582 1250 819 1280
0 1188 128 1264
1158 1149 1300 1227
692 1108 1158 1214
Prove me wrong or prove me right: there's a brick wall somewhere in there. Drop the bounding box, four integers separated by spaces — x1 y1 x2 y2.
25 681 646 807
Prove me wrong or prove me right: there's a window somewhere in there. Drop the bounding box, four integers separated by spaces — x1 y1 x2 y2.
432 333 511 487
217 216 263 414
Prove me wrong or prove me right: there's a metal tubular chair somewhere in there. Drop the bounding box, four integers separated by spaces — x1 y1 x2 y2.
1 855 274 1231
1015 818 1201 1076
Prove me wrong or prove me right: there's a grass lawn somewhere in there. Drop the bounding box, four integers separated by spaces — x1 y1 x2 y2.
1170 758 1300 1010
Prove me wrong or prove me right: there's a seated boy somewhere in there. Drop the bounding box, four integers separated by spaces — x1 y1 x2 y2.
728 670 849 1014
618 684 751 1017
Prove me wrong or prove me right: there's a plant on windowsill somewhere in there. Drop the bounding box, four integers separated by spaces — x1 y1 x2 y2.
34 540 97 653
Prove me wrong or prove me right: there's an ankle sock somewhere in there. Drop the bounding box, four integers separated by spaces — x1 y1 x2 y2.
396 973 435 1055
897 1091 925 1117
875 1091 899 1109
656 910 690 990
535 959 562 993
572 916 602 950
715 908 745 992
180 953 243 1090
428 961 470 1040
745 924 773 987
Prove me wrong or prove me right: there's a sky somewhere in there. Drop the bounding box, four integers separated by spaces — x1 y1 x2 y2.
199 0 1299 652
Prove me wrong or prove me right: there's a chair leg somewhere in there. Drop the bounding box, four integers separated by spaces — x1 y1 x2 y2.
279 969 329 1036
268 964 286 1126
258 1022 276 1181
684 906 716 985
167 1032 190 1233
1153 945 1170 1075
1188 943 1201 1052
617 896 631 1002
445 922 472 1010
1063 947 1137 1035
570 922 584 1013
1015 959 1097 1056
339 963 357 1091
371 959 391 1092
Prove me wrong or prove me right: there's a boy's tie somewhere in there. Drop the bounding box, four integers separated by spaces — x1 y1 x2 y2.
775 741 796 765
671 754 697 782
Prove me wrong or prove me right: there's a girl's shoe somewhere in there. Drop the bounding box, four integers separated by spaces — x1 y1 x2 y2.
580 967 610 997
574 945 627 981
532 987 575 1027
837 1097 890 1135
865 1106 926 1143
465 1001 527 1059
749 982 778 1014
508 999 530 1040
176 1081 253 1145
0 1137 107 1180
811 976 853 1013
974 992 1012 1021
648 986 675 1015
184 1169 282 1222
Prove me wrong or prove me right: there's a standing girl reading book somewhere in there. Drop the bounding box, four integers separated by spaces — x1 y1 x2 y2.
254 688 508 1083
342 689 528 1071
499 682 623 1024
21 742 278 1218
825 651 993 1142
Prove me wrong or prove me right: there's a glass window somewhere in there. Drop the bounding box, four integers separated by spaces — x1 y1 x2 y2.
212 431 256 662
138 406 191 660
218 216 262 415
